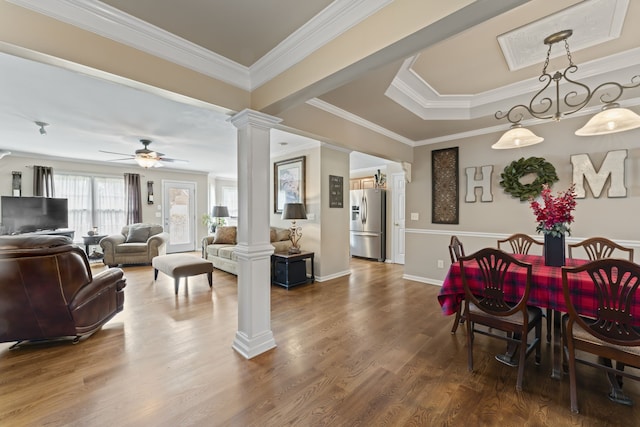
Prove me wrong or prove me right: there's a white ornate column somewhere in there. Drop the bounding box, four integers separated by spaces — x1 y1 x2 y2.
229 109 282 359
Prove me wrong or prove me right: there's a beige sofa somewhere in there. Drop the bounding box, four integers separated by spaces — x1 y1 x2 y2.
100 223 169 267
202 226 291 275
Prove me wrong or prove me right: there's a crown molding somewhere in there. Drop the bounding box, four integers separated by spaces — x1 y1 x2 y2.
250 0 392 89
306 98 415 146
8 0 392 92
8 0 252 89
414 95 640 146
386 47 640 122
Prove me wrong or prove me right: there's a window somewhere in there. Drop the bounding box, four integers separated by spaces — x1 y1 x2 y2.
221 186 238 218
54 173 125 240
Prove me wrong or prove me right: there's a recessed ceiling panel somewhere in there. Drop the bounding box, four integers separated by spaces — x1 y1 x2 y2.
498 0 629 71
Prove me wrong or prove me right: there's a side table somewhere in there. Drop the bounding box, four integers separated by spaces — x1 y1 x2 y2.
82 234 107 261
271 251 315 289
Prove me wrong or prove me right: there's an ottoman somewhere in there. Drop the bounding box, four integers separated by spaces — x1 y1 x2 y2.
152 254 213 294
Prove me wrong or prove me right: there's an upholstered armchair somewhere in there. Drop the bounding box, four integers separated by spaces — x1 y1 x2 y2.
0 235 126 347
100 223 168 267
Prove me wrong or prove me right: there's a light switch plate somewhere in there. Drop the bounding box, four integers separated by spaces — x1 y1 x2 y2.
410 212 419 220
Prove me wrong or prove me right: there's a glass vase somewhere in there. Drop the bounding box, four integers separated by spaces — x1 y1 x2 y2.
544 233 565 267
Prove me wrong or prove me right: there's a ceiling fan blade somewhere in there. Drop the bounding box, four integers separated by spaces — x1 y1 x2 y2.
99 150 134 157
159 157 188 163
107 157 136 162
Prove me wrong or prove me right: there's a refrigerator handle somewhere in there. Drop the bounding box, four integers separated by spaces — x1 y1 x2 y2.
363 195 368 224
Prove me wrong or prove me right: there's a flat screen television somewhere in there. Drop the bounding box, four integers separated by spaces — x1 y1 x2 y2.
1 196 69 234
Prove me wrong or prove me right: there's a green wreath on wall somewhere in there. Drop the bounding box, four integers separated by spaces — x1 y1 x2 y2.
499 157 559 201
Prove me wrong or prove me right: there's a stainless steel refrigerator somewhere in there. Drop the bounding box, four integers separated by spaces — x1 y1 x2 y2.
350 188 386 261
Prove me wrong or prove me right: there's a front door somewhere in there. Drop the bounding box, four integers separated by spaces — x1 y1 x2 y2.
162 180 196 253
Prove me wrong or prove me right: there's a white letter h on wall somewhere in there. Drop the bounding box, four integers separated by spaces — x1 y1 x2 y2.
465 166 493 202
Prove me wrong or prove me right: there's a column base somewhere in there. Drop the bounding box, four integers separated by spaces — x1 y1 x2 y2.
232 330 276 359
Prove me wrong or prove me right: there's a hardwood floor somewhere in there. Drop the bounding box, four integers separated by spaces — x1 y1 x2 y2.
1 257 638 426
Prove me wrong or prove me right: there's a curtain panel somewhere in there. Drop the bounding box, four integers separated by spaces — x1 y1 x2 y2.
33 165 55 197
124 173 142 224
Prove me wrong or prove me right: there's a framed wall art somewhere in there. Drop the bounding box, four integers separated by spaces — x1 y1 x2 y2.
432 147 459 224
274 156 305 213
329 175 343 208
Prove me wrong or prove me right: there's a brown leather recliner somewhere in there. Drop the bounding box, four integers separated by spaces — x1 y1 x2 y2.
0 235 126 346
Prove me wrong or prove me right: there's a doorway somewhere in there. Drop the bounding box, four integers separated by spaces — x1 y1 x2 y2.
162 180 196 253
391 172 405 264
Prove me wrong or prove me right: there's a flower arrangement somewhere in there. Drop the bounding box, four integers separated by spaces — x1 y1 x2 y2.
529 183 577 237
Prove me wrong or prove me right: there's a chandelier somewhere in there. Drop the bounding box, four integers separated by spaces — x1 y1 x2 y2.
492 29 640 149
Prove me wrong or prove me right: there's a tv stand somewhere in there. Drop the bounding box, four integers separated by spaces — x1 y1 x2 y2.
21 229 75 239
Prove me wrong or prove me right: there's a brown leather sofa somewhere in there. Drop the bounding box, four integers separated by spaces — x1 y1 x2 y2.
0 235 126 346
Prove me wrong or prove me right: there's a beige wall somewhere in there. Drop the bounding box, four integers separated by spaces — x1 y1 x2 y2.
0 154 209 243
319 145 350 279
269 143 352 280
404 114 640 284
270 146 321 276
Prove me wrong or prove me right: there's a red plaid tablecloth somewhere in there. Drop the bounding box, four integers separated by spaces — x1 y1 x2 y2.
438 254 640 326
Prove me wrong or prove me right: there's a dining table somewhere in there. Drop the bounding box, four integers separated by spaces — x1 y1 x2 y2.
438 253 640 379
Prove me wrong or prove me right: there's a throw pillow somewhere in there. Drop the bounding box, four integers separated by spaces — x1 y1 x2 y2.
275 228 290 242
213 226 237 244
126 225 150 243
270 228 277 242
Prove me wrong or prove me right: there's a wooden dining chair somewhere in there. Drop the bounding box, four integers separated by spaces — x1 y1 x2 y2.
448 236 466 334
497 233 551 343
561 258 640 413
497 233 543 255
459 248 542 391
568 237 634 262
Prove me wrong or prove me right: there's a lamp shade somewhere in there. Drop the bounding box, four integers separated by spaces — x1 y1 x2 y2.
575 105 640 136
492 124 544 149
281 203 307 220
211 205 229 217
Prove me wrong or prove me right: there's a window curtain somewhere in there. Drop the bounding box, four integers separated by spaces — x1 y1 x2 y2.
54 174 126 237
124 173 142 224
33 165 55 197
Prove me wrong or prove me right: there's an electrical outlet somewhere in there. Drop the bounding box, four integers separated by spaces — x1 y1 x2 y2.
437 259 444 269
410 212 419 220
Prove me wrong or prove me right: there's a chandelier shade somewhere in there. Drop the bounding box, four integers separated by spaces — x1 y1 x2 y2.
491 124 544 149
493 29 640 148
575 104 640 136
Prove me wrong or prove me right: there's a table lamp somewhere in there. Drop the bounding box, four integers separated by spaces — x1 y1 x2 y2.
281 203 307 254
211 205 229 229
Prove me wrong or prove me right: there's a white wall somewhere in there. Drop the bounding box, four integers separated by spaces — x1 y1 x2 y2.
0 154 209 242
403 113 640 284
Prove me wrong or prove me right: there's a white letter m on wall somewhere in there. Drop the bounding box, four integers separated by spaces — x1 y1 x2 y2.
571 150 627 198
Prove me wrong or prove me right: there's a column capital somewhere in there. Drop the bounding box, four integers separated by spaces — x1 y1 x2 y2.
229 109 282 130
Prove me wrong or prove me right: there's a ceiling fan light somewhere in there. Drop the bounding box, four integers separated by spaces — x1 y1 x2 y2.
135 156 158 168
575 105 640 136
491 125 544 149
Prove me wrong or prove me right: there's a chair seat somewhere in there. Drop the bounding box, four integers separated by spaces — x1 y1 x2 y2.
468 303 542 326
563 315 640 358
115 243 148 253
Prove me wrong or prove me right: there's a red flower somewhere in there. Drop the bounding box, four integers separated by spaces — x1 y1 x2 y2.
530 184 577 236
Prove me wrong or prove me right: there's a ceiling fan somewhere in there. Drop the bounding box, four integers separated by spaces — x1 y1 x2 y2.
100 139 188 168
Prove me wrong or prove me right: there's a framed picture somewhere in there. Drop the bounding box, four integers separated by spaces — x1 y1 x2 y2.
274 156 305 213
432 147 459 224
329 175 343 208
